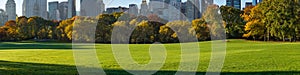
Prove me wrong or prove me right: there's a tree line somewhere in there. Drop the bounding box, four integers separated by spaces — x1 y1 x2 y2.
1 0 300 43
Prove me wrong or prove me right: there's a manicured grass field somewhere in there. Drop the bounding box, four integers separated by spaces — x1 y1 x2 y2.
0 39 299 75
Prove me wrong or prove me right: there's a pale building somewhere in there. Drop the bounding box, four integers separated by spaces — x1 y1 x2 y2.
128 4 138 16
186 0 200 21
80 0 105 16
0 9 8 26
6 0 16 21
68 0 76 18
165 0 182 21
149 0 166 17
48 1 59 20
140 0 149 16
22 0 47 19
200 0 213 13
59 2 68 20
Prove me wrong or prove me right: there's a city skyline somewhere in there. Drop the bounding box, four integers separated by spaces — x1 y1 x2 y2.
0 0 251 16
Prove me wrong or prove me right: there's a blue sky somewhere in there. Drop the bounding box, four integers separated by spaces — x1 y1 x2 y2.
0 0 251 16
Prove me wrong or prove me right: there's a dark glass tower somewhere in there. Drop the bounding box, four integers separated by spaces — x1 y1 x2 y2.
226 0 241 9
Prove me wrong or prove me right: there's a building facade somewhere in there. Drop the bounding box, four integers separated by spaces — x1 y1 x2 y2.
80 0 105 16
259 0 263 3
0 9 8 26
59 2 68 20
246 2 253 7
68 0 76 18
6 0 16 21
106 6 129 14
23 0 47 19
252 0 257 5
149 0 168 17
186 0 200 21
226 0 241 9
181 2 186 16
128 4 138 16
140 0 149 16
165 0 182 21
200 0 213 13
49 1 59 20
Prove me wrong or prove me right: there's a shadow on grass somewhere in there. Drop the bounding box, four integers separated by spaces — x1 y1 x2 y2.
0 60 78 75
0 60 299 75
0 42 93 50
0 43 73 50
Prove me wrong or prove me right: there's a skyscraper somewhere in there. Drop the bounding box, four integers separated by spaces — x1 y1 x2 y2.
149 0 177 20
128 4 138 15
166 0 182 21
226 0 241 9
68 0 76 18
181 2 187 16
6 0 16 21
149 0 167 15
186 0 200 21
200 0 213 13
59 2 68 20
0 9 8 26
23 0 47 19
49 1 59 20
252 0 257 5
140 0 149 16
80 0 105 16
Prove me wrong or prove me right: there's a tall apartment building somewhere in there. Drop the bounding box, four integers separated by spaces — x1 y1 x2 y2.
80 0 105 16
0 9 8 26
22 0 47 19
6 0 16 21
59 2 68 20
200 0 213 13
128 4 139 15
68 0 76 18
186 0 200 21
140 0 149 16
49 1 59 20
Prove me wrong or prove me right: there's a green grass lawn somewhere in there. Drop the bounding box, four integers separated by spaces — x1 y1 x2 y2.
0 39 299 75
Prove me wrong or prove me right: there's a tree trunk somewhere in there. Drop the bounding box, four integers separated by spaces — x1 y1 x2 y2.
283 36 285 42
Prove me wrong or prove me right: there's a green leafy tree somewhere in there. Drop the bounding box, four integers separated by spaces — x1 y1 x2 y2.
220 6 245 38
243 0 300 41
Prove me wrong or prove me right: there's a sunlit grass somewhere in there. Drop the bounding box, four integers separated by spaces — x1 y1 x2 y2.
0 39 299 74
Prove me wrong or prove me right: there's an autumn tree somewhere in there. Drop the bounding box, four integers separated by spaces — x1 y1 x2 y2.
131 20 155 43
56 17 75 41
202 4 226 40
242 6 265 40
191 18 210 41
0 27 8 40
2 21 19 40
111 21 134 43
95 14 116 43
